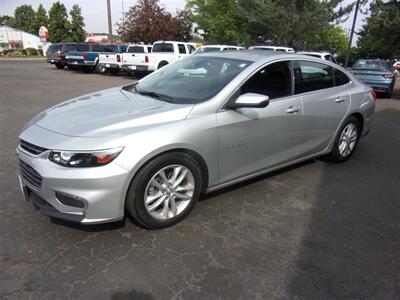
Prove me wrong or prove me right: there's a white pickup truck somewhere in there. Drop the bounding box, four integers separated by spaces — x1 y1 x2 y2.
121 41 196 74
98 44 152 74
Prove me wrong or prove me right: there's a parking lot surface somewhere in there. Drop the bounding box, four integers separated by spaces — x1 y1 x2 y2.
0 60 399 300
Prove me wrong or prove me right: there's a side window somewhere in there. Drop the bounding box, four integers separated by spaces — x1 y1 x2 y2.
147 47 152 53
178 44 187 54
334 68 350 86
240 61 293 100
91 45 104 52
76 44 90 51
297 61 334 93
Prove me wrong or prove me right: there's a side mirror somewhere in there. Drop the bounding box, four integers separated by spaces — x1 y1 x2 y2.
228 93 270 109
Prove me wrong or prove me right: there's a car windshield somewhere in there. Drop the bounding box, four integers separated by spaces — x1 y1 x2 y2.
134 57 252 104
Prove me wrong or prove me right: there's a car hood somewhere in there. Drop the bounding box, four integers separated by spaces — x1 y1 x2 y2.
31 86 194 137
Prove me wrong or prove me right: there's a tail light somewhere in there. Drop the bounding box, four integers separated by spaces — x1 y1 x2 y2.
117 54 121 62
371 90 377 101
144 55 149 63
383 73 393 78
83 52 87 60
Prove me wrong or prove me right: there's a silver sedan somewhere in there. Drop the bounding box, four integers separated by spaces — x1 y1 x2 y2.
17 52 375 228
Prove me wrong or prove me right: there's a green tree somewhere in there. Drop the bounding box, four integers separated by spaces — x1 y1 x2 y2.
31 4 49 35
0 15 15 27
13 5 35 33
357 0 400 58
69 4 86 42
48 1 71 42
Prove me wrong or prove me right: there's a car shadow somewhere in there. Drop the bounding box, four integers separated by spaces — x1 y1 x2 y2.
285 108 400 299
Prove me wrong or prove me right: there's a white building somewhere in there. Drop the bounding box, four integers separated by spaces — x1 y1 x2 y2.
0 25 47 52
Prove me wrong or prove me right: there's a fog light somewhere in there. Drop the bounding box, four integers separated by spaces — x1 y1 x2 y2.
55 192 86 209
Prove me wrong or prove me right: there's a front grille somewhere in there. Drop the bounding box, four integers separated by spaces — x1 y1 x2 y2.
19 160 43 190
20 140 47 155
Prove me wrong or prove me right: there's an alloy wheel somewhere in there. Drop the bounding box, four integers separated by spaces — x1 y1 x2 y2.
144 165 195 220
338 122 358 157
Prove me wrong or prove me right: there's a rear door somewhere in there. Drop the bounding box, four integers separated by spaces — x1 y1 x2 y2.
295 60 350 156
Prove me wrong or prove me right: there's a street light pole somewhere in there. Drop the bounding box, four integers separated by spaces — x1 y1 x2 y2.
345 0 361 67
107 0 113 43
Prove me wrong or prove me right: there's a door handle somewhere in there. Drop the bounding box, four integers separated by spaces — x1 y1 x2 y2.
335 97 346 103
286 106 300 114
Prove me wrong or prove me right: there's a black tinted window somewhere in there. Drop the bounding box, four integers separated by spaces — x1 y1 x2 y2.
297 61 334 93
62 44 77 52
147 47 152 52
91 44 104 52
103 45 118 52
75 44 90 51
47 44 61 53
241 61 292 100
152 43 174 53
178 44 186 54
127 46 144 53
334 68 350 86
188 45 196 53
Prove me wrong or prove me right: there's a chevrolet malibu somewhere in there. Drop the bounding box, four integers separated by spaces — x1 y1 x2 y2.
17 52 376 229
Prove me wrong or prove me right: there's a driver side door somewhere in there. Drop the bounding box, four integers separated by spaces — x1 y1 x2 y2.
216 60 304 184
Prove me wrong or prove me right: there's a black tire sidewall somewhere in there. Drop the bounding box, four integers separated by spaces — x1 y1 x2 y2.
126 152 202 229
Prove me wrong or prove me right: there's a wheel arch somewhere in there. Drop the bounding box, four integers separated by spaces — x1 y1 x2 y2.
348 112 364 135
158 60 169 69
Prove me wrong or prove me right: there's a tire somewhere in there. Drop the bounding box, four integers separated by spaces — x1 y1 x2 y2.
126 152 202 229
96 64 107 74
327 116 361 162
158 61 168 69
55 63 64 69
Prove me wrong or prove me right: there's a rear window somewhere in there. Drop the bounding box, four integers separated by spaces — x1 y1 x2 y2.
103 45 118 52
295 61 334 93
47 44 61 53
61 44 77 52
75 44 90 51
127 46 144 53
199 47 221 53
147 46 152 53
152 43 174 53
91 44 104 52
353 60 389 69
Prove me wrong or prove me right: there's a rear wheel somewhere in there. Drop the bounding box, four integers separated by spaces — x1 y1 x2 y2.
55 63 64 69
327 116 361 162
96 64 107 74
126 152 202 229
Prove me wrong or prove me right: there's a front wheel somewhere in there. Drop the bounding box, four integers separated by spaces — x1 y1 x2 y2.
55 63 64 69
96 64 107 74
327 116 361 162
126 152 202 229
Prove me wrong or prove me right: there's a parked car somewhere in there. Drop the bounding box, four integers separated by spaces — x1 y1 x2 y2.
95 44 128 74
297 51 337 63
121 41 196 74
66 44 120 72
97 44 149 74
46 42 80 69
249 45 295 53
107 44 153 75
350 59 396 97
193 45 245 54
17 52 375 229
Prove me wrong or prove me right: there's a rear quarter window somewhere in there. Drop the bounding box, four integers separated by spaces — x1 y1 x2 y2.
334 68 350 86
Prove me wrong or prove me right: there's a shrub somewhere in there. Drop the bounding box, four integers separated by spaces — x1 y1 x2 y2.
25 47 38 56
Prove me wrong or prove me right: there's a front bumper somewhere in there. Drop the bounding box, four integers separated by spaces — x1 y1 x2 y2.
47 58 60 64
17 145 130 224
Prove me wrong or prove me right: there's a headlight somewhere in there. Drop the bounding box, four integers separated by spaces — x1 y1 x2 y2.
49 147 123 168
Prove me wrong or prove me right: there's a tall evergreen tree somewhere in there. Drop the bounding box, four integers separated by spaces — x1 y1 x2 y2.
13 5 35 33
69 4 86 42
48 1 71 42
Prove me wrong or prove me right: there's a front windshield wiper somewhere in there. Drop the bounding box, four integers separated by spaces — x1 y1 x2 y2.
134 88 176 103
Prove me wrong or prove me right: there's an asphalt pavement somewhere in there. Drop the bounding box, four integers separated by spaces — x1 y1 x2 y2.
0 60 399 300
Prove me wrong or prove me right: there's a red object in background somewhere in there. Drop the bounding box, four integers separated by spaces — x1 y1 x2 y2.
371 90 377 101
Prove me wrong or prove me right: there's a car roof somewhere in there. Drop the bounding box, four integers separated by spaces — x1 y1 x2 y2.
297 51 332 56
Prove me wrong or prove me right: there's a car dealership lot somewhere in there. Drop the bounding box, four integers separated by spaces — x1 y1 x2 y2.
0 60 399 299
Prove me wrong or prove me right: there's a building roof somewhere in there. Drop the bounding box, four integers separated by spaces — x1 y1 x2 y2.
0 25 41 39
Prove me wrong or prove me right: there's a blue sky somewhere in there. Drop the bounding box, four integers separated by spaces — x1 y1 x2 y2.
1 0 368 40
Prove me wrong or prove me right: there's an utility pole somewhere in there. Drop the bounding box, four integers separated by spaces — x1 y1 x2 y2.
107 0 113 43
345 0 361 67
